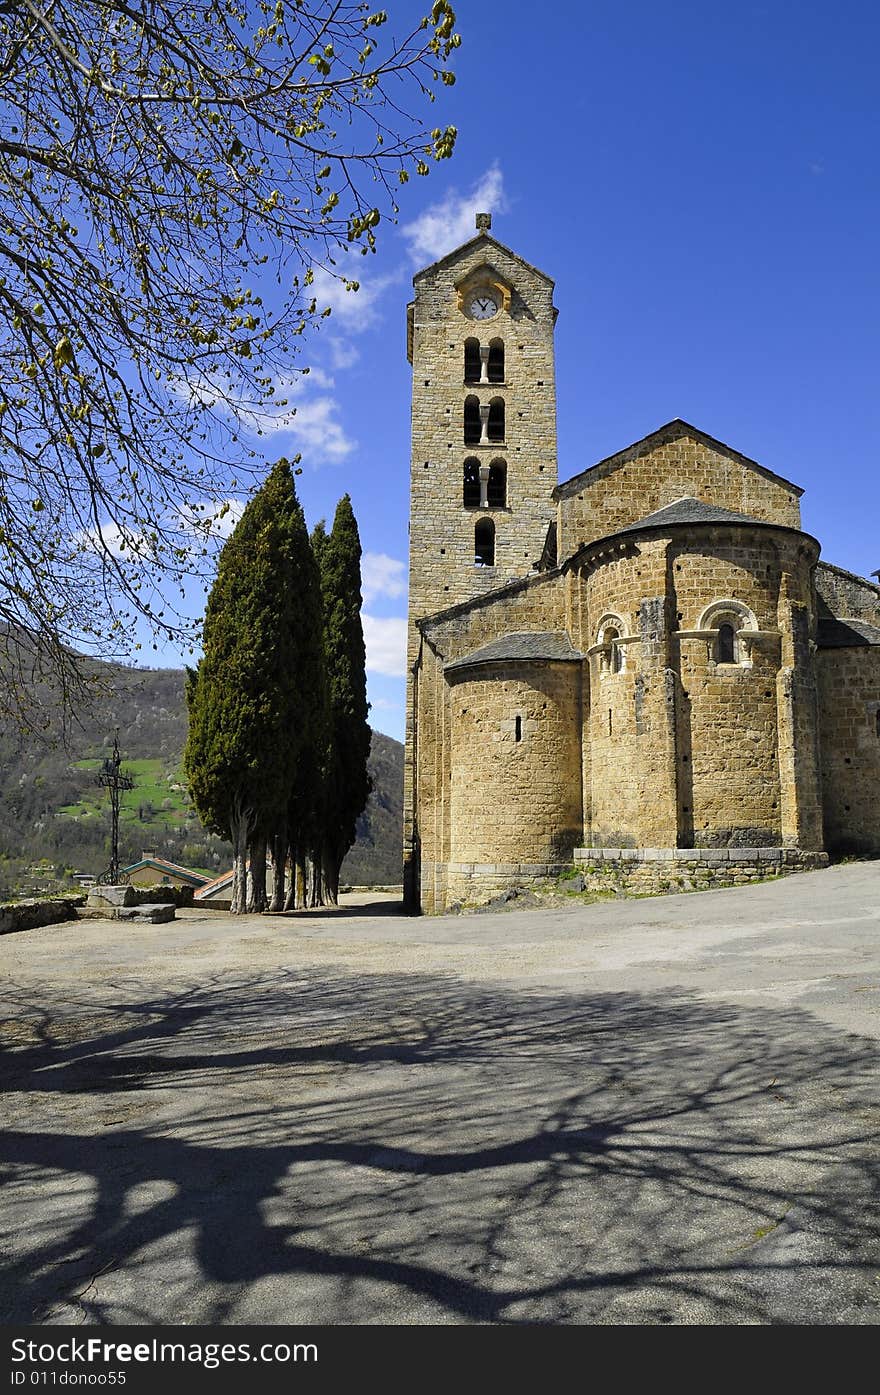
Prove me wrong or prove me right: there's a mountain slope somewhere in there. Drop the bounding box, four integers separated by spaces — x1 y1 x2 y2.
0 658 403 896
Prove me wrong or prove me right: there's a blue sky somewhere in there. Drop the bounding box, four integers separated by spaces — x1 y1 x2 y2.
152 1 880 743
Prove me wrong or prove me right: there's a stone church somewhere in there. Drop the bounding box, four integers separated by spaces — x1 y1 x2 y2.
403 214 880 913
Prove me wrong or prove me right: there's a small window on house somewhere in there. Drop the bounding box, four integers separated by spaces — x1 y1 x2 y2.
464 395 481 445
474 518 495 566
716 622 736 664
487 397 505 443
487 459 507 508
464 338 481 384
463 458 480 508
488 338 504 383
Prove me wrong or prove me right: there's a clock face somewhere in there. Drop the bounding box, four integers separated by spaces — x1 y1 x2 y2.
469 293 498 320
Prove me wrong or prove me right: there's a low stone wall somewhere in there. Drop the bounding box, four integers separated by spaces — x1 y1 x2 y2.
0 896 84 936
445 862 573 907
441 847 828 908
572 846 828 896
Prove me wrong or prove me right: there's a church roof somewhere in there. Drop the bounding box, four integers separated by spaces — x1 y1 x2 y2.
564 495 819 569
614 496 769 534
445 631 583 673
553 419 803 500
412 229 554 286
816 616 880 648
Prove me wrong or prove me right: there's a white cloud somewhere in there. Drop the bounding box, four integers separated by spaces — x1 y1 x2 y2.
400 164 508 265
177 497 246 540
272 393 355 460
362 614 407 677
328 338 360 370
310 265 397 332
232 371 356 461
361 552 406 603
171 364 355 463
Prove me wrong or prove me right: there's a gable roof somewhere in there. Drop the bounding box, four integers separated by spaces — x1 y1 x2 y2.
553 419 803 501
817 616 880 648
445 631 583 674
122 855 209 887
413 229 554 287
194 869 233 899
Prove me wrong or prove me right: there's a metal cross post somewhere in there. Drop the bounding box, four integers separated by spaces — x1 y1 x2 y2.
96 733 134 884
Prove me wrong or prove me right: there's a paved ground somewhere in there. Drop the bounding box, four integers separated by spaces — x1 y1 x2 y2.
1 863 879 1325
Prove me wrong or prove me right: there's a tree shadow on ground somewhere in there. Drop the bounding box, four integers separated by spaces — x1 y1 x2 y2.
1 966 878 1324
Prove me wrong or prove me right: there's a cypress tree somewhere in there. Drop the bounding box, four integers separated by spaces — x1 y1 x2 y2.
317 494 372 902
185 459 322 913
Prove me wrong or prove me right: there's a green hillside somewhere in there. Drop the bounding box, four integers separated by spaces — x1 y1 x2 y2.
0 657 403 899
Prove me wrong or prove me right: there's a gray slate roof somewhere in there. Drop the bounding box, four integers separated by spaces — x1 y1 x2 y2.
445 631 583 673
614 496 767 536
817 616 880 648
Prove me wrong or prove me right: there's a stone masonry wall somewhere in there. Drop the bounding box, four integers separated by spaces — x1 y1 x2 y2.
815 561 880 626
448 661 583 870
415 571 568 912
670 536 783 846
555 426 802 562
816 646 880 852
405 230 559 907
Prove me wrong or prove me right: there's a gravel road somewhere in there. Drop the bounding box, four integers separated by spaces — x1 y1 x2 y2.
2 862 879 1324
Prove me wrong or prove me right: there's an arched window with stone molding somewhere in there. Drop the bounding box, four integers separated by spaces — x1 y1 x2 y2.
597 614 627 674
698 600 758 666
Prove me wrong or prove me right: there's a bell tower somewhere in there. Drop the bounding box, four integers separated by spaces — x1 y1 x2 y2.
403 214 558 908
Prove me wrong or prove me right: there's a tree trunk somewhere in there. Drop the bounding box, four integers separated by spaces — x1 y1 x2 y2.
320 847 337 906
247 834 268 913
296 851 307 909
229 801 252 915
269 831 287 912
283 840 297 911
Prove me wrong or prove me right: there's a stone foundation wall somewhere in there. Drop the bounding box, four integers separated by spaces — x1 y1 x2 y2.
572 845 827 895
438 846 827 909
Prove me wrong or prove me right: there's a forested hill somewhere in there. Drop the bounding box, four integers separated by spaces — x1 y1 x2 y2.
0 658 403 898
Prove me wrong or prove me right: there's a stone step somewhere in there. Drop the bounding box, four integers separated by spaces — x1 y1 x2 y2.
87 903 176 924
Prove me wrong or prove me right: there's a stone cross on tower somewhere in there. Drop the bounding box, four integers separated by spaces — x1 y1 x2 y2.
475 211 492 232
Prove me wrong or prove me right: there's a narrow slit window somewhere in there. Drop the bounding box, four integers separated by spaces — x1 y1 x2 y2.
716 622 736 664
474 518 495 567
488 338 504 383
487 460 507 508
463 458 480 508
876 709 880 739
515 715 522 743
464 338 480 383
601 626 622 673
464 395 480 445
485 398 504 440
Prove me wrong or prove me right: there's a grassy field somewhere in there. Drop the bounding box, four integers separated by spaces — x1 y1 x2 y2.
59 757 191 829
